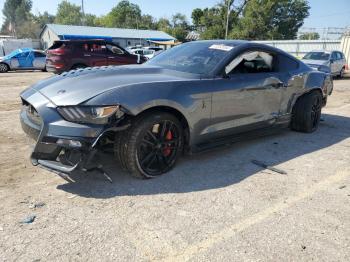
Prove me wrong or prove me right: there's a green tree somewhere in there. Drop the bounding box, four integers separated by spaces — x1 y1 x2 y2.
299 32 320 40
140 14 157 30
101 0 141 28
190 1 241 40
1 0 32 36
84 14 97 27
169 13 189 42
34 11 55 29
191 8 204 30
230 0 310 40
54 0 83 25
157 18 171 32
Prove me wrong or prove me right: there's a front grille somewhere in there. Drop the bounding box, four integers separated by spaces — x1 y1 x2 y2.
25 104 42 126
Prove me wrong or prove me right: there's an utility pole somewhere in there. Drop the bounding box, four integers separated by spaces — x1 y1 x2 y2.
81 0 85 26
225 0 231 40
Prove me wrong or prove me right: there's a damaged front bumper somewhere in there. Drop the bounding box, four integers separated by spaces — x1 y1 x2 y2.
20 90 128 174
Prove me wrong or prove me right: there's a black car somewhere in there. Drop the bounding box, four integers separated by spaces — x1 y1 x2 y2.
20 40 333 179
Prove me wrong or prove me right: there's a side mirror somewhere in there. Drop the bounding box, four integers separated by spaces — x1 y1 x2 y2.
330 59 334 64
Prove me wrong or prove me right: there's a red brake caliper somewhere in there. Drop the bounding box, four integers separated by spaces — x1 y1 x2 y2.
163 130 173 157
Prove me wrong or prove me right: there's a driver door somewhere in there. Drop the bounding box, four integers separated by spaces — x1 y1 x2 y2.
209 50 287 137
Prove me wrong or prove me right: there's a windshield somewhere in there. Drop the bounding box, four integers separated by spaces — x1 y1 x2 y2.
303 52 330 61
147 42 236 75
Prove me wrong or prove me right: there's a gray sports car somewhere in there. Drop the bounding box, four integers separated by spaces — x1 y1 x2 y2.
20 40 333 179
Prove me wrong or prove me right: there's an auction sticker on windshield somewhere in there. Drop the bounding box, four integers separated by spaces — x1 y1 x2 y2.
209 44 234 52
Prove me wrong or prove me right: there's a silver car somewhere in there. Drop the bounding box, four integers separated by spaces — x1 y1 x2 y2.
302 50 347 78
0 48 46 73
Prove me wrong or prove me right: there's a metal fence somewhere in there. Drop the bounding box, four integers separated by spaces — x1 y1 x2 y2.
255 40 342 57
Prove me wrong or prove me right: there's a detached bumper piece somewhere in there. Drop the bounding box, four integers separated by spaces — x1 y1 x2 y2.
36 159 79 173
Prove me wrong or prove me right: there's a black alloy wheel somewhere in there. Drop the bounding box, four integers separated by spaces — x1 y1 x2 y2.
137 120 181 177
310 94 322 131
114 112 184 178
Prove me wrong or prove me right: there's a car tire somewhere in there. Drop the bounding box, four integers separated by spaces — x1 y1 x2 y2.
291 91 323 133
114 112 184 179
0 63 9 73
339 67 345 79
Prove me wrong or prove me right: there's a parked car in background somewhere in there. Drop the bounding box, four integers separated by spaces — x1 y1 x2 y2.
302 50 347 78
144 46 164 52
130 48 156 59
0 48 46 73
20 40 333 179
46 40 147 74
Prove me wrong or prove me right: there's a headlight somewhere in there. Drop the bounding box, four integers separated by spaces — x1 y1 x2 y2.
57 106 120 124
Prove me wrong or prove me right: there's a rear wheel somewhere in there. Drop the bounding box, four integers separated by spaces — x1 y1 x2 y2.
291 91 323 133
114 112 183 178
339 67 345 79
0 63 9 73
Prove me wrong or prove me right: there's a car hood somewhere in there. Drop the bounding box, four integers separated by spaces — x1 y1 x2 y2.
25 65 195 106
302 59 328 66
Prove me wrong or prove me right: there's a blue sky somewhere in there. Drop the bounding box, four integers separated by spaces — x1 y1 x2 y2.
0 0 349 29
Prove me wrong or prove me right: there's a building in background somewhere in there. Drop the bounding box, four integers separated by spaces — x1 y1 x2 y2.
40 24 176 49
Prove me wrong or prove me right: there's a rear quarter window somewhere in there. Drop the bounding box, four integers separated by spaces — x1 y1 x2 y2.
48 42 65 50
277 54 299 72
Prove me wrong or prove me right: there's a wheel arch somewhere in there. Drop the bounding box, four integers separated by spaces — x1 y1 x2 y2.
132 105 191 148
288 71 326 115
0 62 10 70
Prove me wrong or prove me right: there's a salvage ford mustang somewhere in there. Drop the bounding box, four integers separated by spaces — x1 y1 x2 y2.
20 40 333 179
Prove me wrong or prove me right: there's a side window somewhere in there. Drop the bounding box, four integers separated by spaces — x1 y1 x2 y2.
277 54 299 72
226 50 276 74
106 44 124 55
16 52 29 58
89 43 106 54
80 43 90 52
336 52 342 60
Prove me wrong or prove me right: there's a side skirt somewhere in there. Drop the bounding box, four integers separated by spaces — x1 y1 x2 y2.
190 119 290 154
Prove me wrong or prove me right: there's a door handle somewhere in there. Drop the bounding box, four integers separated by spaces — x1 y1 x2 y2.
108 57 115 59
84 54 91 57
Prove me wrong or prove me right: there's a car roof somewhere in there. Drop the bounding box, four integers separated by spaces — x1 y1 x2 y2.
187 40 249 46
309 50 332 53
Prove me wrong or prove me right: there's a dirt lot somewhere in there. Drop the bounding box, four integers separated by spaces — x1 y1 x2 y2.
0 71 349 261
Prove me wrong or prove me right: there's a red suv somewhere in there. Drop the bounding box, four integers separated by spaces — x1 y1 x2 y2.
46 39 146 74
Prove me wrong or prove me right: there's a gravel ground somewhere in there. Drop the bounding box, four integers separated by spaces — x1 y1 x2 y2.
0 71 349 262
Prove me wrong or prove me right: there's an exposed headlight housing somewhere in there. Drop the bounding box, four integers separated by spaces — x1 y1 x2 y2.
57 106 120 124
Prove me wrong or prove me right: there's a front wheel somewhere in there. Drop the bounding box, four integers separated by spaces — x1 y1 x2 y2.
0 63 9 73
114 112 183 178
291 91 323 133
